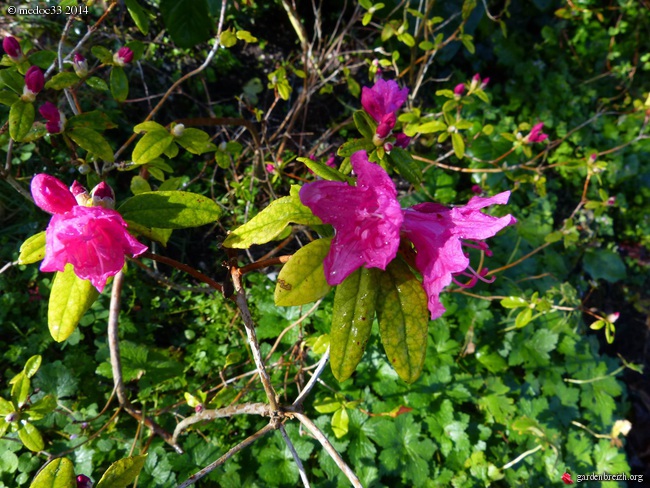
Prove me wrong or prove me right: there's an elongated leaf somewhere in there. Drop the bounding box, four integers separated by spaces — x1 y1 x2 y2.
451 132 465 159
337 138 375 157
11 372 30 407
274 238 332 306
119 191 222 229
66 111 117 131
387 147 421 185
376 258 429 383
9 99 35 142
223 186 321 248
28 51 57 69
132 130 174 164
48 264 100 342
160 0 212 48
0 90 19 106
110 66 129 102
91 46 113 64
330 267 378 382
297 157 351 183
125 221 172 246
44 72 79 90
125 0 150 34
28 458 75 488
68 127 115 162
18 422 44 452
18 231 46 264
331 407 350 438
28 395 57 420
96 455 147 488
416 120 447 133
24 355 42 378
133 121 166 133
500 296 528 309
176 128 215 154
353 110 377 140
86 76 108 91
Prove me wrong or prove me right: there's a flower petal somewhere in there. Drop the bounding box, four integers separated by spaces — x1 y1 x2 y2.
31 174 77 214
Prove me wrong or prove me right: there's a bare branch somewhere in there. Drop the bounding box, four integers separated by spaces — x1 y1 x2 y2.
280 425 311 488
293 347 330 407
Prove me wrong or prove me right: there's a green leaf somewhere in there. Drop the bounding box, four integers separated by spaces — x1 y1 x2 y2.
11 372 30 407
125 0 151 35
416 120 447 133
110 66 129 102
514 307 533 328
96 455 147 488
48 264 100 342
91 46 113 64
130 175 152 195
0 397 14 415
125 221 172 246
236 30 258 43
28 458 75 488
18 422 44 452
0 68 24 94
297 157 350 182
132 130 174 164
376 258 429 383
223 186 322 248
18 231 46 265
9 100 35 142
66 111 117 131
353 110 377 140
330 267 378 382
68 127 115 162
331 407 350 438
119 191 222 229
451 132 465 158
161 0 212 48
220 30 238 48
0 90 19 106
44 72 79 90
27 395 57 420
337 138 376 157
28 50 57 69
175 128 215 154
387 147 421 185
274 238 332 306
500 296 528 309
583 248 626 283
85 76 108 91
313 397 342 413
133 121 166 133
24 355 42 378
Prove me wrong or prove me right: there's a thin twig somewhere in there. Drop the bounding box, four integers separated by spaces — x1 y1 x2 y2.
139 252 223 293
291 412 362 488
502 444 543 470
177 423 275 488
280 425 311 488
293 347 330 407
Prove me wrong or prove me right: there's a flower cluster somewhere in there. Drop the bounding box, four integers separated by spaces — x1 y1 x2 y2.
31 174 147 292
300 151 516 319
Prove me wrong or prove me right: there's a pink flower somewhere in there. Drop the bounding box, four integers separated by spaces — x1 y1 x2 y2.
3 36 23 61
300 150 403 285
113 46 133 66
76 474 93 488
471 73 489 89
39 102 66 134
22 66 44 102
525 122 548 144
394 132 411 149
72 52 88 77
361 79 408 140
31 174 147 292
454 83 466 96
402 192 516 319
265 163 275 173
325 153 337 168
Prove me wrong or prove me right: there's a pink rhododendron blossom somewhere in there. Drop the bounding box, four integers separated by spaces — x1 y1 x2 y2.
300 150 403 285
402 191 516 319
113 46 133 66
39 102 66 134
454 83 466 96
31 174 147 292
361 79 408 139
525 122 548 143
22 66 44 102
3 36 23 61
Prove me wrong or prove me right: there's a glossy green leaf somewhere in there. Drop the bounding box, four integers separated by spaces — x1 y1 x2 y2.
223 186 321 248
130 175 152 195
160 0 212 48
353 110 377 140
124 221 172 246
0 418 9 439
18 422 44 452
0 90 19 106
18 231 46 265
220 30 238 48
48 264 100 342
95 455 147 488
296 157 350 182
313 397 342 413
28 458 75 488
0 68 25 94
110 66 129 102
376 258 429 383
330 267 378 382
24 355 42 378
85 76 108 91
119 191 222 229
125 0 150 35
11 372 30 407
583 249 626 283
9 99 35 142
451 132 465 159
28 50 57 69
500 296 528 309
387 147 421 185
44 72 79 90
66 111 117 131
132 130 174 164
176 128 216 154
515 307 533 328
28 395 57 420
133 121 166 133
68 127 115 162
0 397 14 415
91 46 113 64
274 238 332 306
331 407 349 438
416 120 447 133
337 138 376 157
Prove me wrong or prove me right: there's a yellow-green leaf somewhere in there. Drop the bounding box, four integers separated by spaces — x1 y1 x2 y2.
18 422 44 452
28 458 75 488
68 127 115 162
9 99 35 142
11 372 30 407
275 238 332 306
451 132 465 159
330 267 378 382
48 264 100 342
18 231 46 265
331 407 349 438
95 455 147 488
24 355 42 378
110 66 129 102
376 258 428 383
44 72 79 90
132 129 174 164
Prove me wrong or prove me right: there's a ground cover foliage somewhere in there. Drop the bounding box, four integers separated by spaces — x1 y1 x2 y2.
1 0 649 486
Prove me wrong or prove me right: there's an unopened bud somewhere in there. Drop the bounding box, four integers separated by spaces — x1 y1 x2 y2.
22 66 44 102
73 52 89 77
171 123 185 137
76 474 93 488
91 181 115 209
195 404 204 413
70 181 91 206
113 46 133 66
3 36 23 61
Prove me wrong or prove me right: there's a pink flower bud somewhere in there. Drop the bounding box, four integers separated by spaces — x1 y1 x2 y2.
73 52 88 77
472 73 481 83
376 112 396 139
394 132 411 149
113 46 133 66
76 474 93 488
91 181 116 209
607 196 616 206
607 312 620 323
454 83 466 96
525 122 548 144
22 66 44 101
70 180 90 206
266 163 275 173
325 153 337 168
471 184 482 194
3 36 23 61
195 404 204 413
480 77 490 88
383 142 394 153
39 102 65 134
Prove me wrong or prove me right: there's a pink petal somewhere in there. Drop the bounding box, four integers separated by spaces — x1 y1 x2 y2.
361 79 408 123
31 174 77 214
